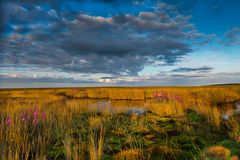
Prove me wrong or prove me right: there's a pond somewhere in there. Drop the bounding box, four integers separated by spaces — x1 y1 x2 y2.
79 99 148 115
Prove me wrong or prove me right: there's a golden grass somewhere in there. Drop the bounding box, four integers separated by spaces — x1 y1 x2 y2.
0 85 239 159
205 146 231 160
114 149 142 160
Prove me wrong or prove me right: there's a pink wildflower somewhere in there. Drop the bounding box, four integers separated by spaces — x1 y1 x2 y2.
33 108 38 118
159 91 165 98
153 90 183 102
174 95 183 102
33 107 39 126
20 112 26 121
33 119 37 126
164 92 168 99
6 117 12 126
27 108 32 121
72 90 79 94
41 111 46 121
154 91 159 98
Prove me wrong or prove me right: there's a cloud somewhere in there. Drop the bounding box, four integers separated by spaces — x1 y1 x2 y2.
170 74 206 79
0 0 215 82
224 27 240 45
0 1 202 76
1 70 240 87
0 73 95 84
99 76 117 83
171 66 213 73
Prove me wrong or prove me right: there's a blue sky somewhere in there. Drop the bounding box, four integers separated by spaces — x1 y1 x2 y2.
0 0 240 87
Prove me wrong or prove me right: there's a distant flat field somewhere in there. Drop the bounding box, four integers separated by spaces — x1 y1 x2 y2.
1 84 240 99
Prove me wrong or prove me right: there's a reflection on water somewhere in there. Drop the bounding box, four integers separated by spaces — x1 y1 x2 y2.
72 99 148 115
127 108 147 116
67 98 240 118
95 100 112 113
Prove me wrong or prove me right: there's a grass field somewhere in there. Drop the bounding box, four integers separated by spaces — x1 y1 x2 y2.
0 85 240 160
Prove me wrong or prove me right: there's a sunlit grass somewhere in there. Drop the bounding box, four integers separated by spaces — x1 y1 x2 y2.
0 85 240 159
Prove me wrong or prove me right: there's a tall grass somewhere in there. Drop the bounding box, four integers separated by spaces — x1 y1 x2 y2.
0 85 239 159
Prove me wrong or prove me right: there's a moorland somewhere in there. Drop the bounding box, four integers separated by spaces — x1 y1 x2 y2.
0 85 240 159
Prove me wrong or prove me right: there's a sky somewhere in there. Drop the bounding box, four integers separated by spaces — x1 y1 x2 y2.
0 0 240 88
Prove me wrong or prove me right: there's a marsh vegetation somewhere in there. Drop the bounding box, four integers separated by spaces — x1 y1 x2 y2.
0 86 240 159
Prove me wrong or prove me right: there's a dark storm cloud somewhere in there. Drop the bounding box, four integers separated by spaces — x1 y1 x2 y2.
0 1 207 76
171 66 213 73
